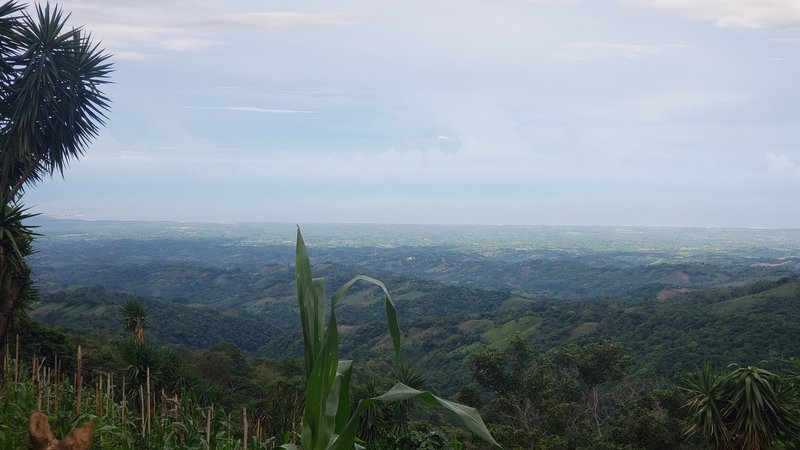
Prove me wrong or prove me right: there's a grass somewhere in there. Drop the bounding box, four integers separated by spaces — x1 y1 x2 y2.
568 322 599 341
0 356 275 449
711 282 799 315
482 316 540 347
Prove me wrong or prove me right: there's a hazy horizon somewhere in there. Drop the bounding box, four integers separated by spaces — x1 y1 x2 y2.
31 215 800 231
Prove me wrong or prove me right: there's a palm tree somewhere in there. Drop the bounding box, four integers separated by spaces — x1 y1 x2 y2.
0 202 36 340
0 1 111 344
120 298 149 343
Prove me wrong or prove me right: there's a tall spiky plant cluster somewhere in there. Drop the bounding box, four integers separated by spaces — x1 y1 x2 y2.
0 1 111 345
120 298 149 344
682 363 800 450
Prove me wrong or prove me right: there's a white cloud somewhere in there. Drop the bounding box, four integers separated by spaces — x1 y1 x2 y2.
637 0 800 29
180 12 369 29
111 50 156 61
186 106 312 114
54 4 369 62
89 23 170 44
770 37 800 44
558 41 667 60
164 38 223 52
766 153 800 178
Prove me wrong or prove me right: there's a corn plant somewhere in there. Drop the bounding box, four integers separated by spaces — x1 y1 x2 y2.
282 228 501 450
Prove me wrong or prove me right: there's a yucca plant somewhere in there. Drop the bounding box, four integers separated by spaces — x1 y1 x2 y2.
683 363 800 450
282 228 500 450
0 0 112 345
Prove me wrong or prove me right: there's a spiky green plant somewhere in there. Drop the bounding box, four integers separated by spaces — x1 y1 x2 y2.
683 363 800 450
0 0 112 345
282 228 500 450
682 364 729 450
120 298 149 343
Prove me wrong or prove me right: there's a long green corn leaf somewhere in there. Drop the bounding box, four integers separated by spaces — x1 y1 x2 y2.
294 228 501 450
302 295 340 450
332 275 401 361
334 360 354 433
295 227 324 378
330 383 501 450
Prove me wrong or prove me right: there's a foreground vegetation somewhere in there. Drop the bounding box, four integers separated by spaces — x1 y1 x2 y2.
7 229 800 448
4 323 800 449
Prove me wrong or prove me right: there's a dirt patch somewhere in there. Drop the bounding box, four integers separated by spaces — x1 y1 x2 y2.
656 288 690 300
337 324 358 335
568 322 598 341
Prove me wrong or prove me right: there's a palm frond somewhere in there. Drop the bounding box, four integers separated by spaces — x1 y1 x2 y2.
0 2 112 198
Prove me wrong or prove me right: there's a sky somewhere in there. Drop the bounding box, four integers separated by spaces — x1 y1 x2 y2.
20 0 800 227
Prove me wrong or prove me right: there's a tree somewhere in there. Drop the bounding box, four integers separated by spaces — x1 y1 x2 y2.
467 340 634 448
682 363 800 450
553 342 634 435
120 297 149 343
0 1 111 344
0 201 36 342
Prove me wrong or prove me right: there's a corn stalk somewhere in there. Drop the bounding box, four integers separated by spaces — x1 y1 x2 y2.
283 228 501 450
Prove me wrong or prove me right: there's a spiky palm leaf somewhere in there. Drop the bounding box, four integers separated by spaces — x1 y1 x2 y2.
0 200 37 338
725 365 800 450
0 0 111 345
0 2 112 200
682 364 729 450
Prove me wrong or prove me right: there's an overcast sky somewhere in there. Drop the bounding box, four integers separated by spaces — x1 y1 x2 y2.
22 0 800 227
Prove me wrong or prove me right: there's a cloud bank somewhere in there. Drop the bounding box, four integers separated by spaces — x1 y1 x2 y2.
639 0 800 28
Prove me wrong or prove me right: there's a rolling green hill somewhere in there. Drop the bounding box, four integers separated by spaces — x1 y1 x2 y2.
30 286 285 355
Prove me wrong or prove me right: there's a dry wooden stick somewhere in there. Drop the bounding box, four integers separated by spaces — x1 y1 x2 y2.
139 385 145 437
243 407 248 450
2 332 7 376
146 367 152 436
206 406 212 450
14 333 19 383
75 346 82 414
53 356 60 414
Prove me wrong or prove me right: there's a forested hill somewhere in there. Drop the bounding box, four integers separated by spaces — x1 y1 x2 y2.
21 219 800 396
30 286 285 354
30 274 800 394
30 225 800 301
